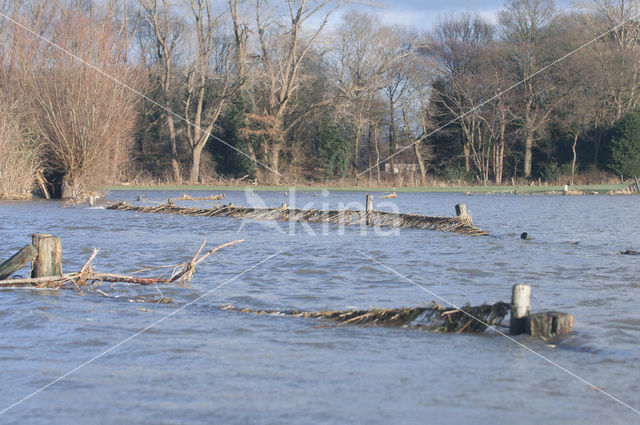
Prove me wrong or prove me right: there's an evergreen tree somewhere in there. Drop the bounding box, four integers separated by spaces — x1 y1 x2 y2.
608 109 640 178
318 123 350 179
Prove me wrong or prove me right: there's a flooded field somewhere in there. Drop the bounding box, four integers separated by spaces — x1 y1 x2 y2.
1 190 639 424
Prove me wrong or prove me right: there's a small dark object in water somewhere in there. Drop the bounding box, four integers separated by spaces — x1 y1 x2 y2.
520 232 532 240
151 297 172 304
620 250 640 255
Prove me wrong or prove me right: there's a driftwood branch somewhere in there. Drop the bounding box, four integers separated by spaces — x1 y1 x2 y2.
0 244 37 280
0 240 243 290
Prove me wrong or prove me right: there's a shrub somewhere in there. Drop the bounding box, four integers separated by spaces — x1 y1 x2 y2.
20 9 140 198
608 109 640 178
0 102 39 199
442 164 474 183
318 123 350 179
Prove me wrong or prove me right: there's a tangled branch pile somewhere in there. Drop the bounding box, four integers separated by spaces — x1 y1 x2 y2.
0 239 242 290
108 202 487 236
221 301 510 334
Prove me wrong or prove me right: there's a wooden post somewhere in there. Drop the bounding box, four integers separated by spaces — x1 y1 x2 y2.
510 284 531 335
0 244 37 280
89 195 96 207
455 203 468 217
31 234 62 278
526 312 573 337
365 194 373 225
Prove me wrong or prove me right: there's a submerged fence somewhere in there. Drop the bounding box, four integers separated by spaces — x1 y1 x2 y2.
107 196 488 236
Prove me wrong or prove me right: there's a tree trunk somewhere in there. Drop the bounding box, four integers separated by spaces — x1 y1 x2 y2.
389 100 395 169
270 142 281 184
571 132 579 185
464 142 470 172
353 130 361 173
166 115 181 183
414 141 426 184
374 127 381 182
367 118 373 180
190 144 203 183
524 131 533 178
495 141 504 185
60 172 79 199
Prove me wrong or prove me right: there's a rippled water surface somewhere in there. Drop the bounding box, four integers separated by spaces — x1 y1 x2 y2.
1 190 639 424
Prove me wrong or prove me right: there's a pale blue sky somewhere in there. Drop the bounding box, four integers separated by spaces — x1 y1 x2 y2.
372 0 575 30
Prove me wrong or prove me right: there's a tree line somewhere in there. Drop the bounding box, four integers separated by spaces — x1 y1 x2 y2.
1 0 639 198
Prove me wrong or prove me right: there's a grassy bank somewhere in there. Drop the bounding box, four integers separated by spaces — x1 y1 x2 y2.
100 183 631 194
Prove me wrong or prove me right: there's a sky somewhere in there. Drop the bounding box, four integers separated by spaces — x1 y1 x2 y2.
371 0 575 30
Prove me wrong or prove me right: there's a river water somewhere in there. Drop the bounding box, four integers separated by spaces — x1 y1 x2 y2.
0 189 639 424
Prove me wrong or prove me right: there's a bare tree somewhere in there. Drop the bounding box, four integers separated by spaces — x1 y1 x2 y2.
552 14 598 184
141 0 184 182
0 99 39 199
499 0 556 178
183 0 244 182
399 55 435 183
331 10 409 176
20 8 141 197
424 13 496 181
576 0 640 163
250 0 344 182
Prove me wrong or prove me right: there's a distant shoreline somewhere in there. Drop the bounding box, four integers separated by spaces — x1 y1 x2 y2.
99 183 632 195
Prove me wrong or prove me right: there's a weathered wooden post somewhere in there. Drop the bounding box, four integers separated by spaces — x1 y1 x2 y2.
0 244 37 280
526 312 574 338
455 203 468 217
281 202 289 221
510 284 531 335
89 195 96 207
365 194 374 225
31 234 62 278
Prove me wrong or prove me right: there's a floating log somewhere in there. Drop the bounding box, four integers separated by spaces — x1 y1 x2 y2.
0 244 37 280
107 198 488 236
526 312 574 338
221 301 510 334
31 234 62 278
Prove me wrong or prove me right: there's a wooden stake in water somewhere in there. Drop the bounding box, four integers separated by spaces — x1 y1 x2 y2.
365 194 374 225
455 203 468 217
31 234 62 278
0 244 37 280
510 284 531 335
